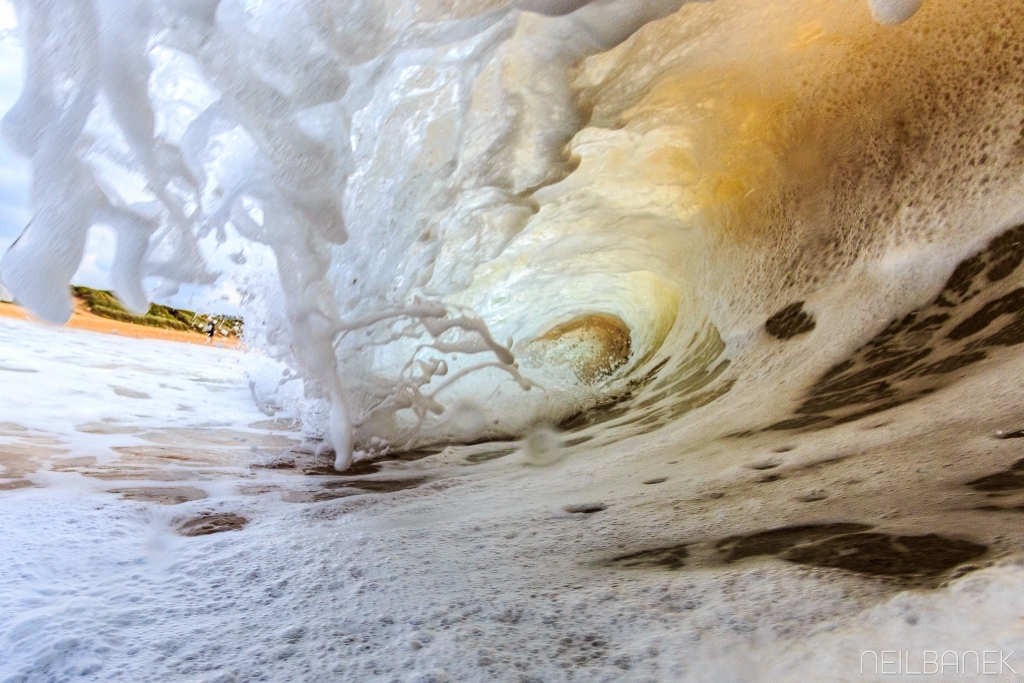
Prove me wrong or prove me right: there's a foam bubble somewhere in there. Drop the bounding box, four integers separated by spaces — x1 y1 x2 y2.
868 0 924 25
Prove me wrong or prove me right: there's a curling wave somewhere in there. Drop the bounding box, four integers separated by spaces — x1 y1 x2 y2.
6 0 1024 472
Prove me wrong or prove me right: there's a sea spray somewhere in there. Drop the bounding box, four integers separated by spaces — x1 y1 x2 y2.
0 0 700 466
9 0 1024 472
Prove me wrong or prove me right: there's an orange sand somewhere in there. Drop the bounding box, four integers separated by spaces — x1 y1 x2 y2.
0 301 241 349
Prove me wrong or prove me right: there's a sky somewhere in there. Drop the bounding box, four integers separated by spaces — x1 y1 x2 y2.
0 1 28 265
0 1 246 315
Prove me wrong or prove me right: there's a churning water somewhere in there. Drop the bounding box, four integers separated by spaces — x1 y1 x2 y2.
4 0 1024 471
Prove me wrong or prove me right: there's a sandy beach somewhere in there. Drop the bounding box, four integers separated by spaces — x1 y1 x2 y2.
0 301 240 348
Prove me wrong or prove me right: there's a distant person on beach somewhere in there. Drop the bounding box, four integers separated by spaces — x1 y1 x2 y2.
205 320 215 342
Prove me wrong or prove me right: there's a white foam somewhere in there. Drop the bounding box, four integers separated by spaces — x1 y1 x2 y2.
868 0 924 25
2 320 1024 682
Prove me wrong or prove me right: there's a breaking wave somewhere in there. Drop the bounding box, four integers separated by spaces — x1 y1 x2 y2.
3 0 1024 469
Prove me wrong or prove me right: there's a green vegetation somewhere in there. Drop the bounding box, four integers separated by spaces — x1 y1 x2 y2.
71 286 243 337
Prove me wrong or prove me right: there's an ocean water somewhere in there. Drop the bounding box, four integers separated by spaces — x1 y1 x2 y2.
2 317 1024 682
5 0 1024 679
5 0 1024 469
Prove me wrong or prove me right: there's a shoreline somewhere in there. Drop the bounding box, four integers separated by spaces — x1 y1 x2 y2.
0 300 242 348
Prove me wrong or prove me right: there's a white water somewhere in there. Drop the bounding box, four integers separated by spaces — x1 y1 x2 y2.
11 2 1024 679
7 0 998 471
4 316 1024 682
